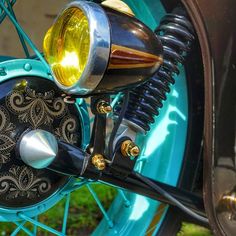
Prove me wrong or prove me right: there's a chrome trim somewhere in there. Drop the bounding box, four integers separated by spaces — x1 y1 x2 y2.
19 130 58 169
122 119 146 134
53 1 111 95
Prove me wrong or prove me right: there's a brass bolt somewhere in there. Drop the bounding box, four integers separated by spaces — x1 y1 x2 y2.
121 140 140 158
14 79 28 92
220 191 236 212
92 154 106 171
96 100 112 114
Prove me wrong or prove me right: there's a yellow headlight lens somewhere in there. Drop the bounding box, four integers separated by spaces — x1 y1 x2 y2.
43 7 90 87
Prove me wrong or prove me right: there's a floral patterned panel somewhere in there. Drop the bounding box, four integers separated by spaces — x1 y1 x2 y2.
0 77 82 207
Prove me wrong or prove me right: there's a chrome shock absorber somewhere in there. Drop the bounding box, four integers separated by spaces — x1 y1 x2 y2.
122 13 195 132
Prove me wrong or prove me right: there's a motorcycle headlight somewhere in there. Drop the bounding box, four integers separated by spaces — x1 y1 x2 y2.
44 1 163 95
43 8 90 88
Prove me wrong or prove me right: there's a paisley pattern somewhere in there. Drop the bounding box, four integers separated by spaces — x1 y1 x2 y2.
55 115 78 144
6 87 66 128
0 165 51 199
0 106 15 164
0 78 81 205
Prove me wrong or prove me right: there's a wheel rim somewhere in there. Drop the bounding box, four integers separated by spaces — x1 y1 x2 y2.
0 0 188 235
93 0 188 235
0 59 90 223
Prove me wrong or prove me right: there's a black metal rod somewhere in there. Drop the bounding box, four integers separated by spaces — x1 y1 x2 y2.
96 172 206 217
46 140 206 217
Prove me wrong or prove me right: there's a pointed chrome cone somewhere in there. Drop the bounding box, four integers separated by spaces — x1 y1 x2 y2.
19 130 58 169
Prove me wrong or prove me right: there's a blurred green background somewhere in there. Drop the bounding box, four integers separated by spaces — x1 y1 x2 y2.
1 184 212 235
1 185 116 235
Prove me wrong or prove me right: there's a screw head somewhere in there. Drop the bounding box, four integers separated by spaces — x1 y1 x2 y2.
92 154 106 170
24 63 32 72
96 100 112 114
14 79 28 92
0 67 7 76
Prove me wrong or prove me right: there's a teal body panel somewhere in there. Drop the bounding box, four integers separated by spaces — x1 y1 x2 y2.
93 1 188 235
0 0 188 234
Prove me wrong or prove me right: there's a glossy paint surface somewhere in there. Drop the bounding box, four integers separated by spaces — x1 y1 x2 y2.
94 5 163 93
93 1 188 235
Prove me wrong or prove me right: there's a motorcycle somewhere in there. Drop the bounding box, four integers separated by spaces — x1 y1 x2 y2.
0 0 235 235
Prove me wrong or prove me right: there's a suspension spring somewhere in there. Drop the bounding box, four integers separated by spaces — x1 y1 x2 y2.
122 13 194 131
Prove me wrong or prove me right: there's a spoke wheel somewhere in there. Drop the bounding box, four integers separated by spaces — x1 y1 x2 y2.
0 0 204 235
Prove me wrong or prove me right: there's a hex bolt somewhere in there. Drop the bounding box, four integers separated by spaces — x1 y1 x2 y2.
121 140 140 158
96 100 112 114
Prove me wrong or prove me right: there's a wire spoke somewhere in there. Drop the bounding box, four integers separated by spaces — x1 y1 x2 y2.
0 0 16 24
0 0 116 235
62 194 71 234
107 92 122 118
0 1 50 70
118 189 131 207
11 227 21 236
11 221 26 236
13 221 33 236
18 213 64 236
5 0 30 57
87 184 114 228
111 92 122 108
33 216 38 235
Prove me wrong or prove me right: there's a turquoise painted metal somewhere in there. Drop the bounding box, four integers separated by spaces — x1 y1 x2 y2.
0 0 16 24
0 0 90 227
0 59 52 82
0 1 90 226
0 0 188 235
0 58 90 223
93 0 188 235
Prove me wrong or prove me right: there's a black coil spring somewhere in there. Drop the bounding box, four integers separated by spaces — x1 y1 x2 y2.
121 13 194 131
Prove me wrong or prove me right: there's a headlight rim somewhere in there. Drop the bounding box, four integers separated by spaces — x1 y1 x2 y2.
48 0 111 95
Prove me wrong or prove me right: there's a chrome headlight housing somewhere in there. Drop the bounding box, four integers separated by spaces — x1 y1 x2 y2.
44 1 163 95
